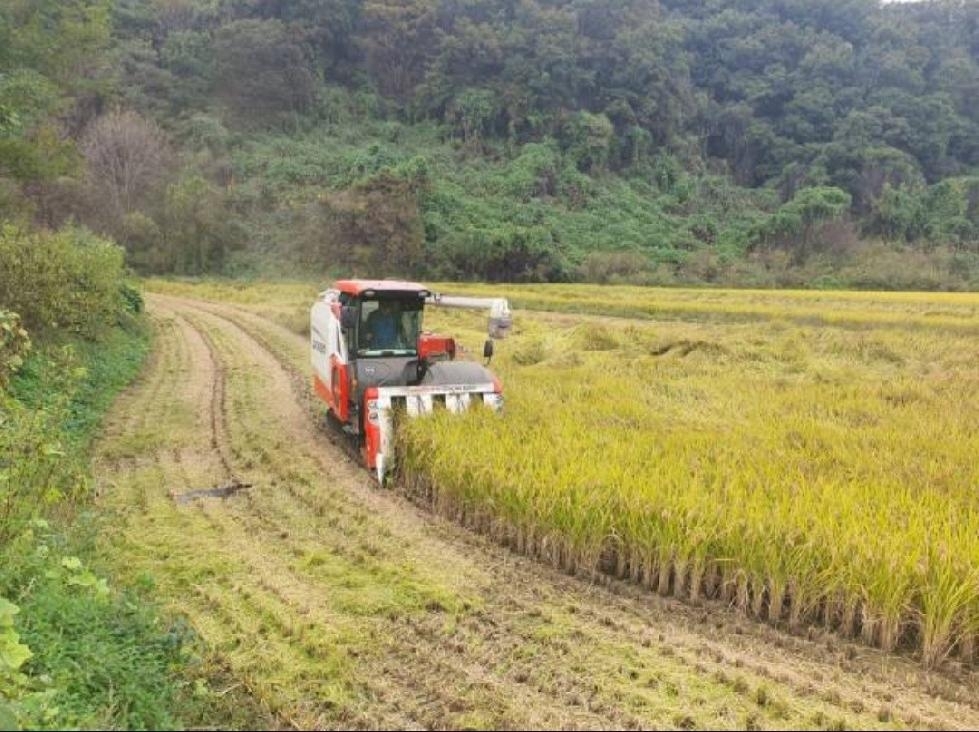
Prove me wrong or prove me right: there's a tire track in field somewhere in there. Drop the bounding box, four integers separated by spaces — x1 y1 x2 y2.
94 292 979 731
160 293 979 728
162 293 979 716
171 302 636 730
111 299 621 729
192 323 235 478
94 307 292 726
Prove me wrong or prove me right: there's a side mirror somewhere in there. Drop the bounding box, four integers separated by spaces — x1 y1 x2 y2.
340 306 358 331
483 339 494 360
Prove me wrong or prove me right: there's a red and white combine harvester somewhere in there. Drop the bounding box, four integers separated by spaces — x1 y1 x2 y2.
310 279 512 482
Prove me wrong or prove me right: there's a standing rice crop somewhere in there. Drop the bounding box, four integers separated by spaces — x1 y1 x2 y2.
398 286 979 667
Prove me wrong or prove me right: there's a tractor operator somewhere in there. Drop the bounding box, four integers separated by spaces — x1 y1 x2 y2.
365 300 401 349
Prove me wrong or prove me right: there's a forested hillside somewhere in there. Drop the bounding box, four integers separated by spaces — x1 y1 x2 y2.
2 0 978 287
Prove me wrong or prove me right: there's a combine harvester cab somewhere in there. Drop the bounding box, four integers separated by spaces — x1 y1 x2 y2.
310 280 511 482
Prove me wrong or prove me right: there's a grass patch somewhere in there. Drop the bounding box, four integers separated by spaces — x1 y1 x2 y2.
0 320 242 729
9 326 151 449
3 531 187 729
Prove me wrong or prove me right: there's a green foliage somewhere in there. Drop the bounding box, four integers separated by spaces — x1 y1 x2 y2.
433 223 569 283
0 123 80 183
158 175 246 275
0 311 30 390
750 186 852 251
0 0 111 86
294 164 430 277
4 0 979 285
869 177 979 249
1 359 89 544
0 598 31 681
921 177 979 246
0 0 110 190
2 544 185 730
0 105 18 136
0 595 44 731
562 111 614 173
119 282 144 315
181 113 231 154
0 317 186 730
577 250 653 285
870 184 926 242
160 29 214 83
494 142 561 200
357 0 439 103
211 19 317 131
0 225 127 337
446 88 500 151
10 324 150 446
0 70 64 137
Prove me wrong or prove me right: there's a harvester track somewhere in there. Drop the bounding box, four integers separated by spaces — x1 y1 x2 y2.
91 292 979 731
163 295 369 473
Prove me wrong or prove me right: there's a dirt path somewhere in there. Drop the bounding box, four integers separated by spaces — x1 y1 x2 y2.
92 293 979 731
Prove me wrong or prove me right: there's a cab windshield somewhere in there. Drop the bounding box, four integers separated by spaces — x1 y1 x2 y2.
357 296 423 357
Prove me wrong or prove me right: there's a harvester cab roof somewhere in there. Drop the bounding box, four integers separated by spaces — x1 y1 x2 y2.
333 280 511 362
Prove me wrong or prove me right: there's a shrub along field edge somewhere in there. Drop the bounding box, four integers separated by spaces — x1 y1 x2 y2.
0 224 257 729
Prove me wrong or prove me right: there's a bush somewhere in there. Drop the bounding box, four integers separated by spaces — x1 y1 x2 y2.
119 283 144 315
0 225 127 338
434 226 570 282
4 546 185 730
1 532 188 730
0 594 43 730
1 321 175 730
0 377 88 544
0 311 30 389
576 250 651 284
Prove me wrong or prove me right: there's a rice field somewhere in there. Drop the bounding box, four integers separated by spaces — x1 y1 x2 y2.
150 279 979 669
402 285 979 669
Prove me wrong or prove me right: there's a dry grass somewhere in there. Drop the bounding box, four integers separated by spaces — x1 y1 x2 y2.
144 279 979 667
403 285 979 668
117 280 979 730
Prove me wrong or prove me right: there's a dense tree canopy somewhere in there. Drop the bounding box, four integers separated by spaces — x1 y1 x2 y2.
1 0 978 286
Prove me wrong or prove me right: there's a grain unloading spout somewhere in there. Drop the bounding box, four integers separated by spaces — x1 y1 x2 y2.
427 294 513 340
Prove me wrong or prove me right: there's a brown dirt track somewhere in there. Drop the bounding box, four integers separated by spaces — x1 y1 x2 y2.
92 293 979 730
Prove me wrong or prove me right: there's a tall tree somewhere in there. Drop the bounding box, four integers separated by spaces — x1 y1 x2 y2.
357 0 438 103
80 109 172 221
212 18 317 129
